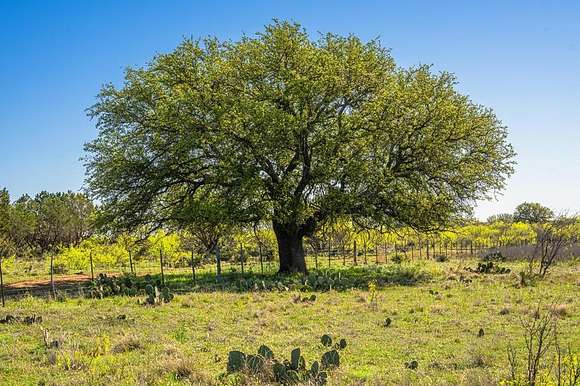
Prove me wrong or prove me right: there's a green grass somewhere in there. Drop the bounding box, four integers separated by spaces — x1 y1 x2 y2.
0 259 578 385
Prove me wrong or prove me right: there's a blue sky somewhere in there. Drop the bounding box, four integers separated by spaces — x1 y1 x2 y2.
1 0 579 219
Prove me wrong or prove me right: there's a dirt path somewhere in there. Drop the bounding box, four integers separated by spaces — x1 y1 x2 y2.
6 274 93 289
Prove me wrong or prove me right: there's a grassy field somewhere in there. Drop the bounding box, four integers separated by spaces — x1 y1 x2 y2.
0 258 578 385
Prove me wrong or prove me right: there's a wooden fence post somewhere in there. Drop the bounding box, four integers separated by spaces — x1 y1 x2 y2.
50 254 56 299
0 258 5 307
239 244 244 275
353 240 357 265
159 248 165 285
191 250 196 286
89 251 94 281
215 243 222 280
328 243 331 268
129 250 134 274
259 244 264 274
342 244 346 266
364 240 367 264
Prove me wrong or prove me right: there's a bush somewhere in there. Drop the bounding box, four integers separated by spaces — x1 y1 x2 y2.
482 251 505 262
391 253 409 264
465 261 510 274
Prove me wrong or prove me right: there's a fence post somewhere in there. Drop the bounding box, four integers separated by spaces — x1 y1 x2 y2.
0 258 5 307
159 248 165 285
364 240 367 264
375 245 379 264
89 251 94 281
259 243 264 274
191 250 196 286
215 243 222 281
50 254 56 299
328 243 331 268
342 244 346 266
239 244 244 275
426 239 430 259
353 240 357 265
129 250 134 274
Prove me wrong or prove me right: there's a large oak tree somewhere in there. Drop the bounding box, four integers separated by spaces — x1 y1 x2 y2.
85 21 515 273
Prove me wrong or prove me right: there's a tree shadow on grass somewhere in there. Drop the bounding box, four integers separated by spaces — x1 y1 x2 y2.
143 263 433 294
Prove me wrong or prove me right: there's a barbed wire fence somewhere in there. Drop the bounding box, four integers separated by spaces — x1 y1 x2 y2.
1 236 578 305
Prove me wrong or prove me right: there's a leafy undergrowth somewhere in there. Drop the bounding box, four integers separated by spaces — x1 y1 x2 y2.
0 259 578 385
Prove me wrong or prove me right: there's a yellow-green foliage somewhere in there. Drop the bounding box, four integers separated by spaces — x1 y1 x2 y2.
147 230 188 267
53 238 130 271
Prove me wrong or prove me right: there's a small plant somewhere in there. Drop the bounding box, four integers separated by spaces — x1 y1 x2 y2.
293 294 317 303
405 360 418 370
465 261 511 274
383 317 392 328
226 334 347 385
88 273 140 298
0 314 43 324
391 253 408 264
368 280 378 310
482 251 506 262
143 284 174 305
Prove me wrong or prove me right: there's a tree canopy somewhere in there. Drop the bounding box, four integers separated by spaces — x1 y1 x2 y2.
85 21 515 273
0 189 95 256
513 202 554 224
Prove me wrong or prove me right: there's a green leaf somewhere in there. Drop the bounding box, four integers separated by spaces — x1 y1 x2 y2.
257 344 274 360
321 334 332 347
290 348 301 370
227 351 246 372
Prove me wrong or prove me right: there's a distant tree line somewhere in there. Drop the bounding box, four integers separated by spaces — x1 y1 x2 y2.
0 188 95 257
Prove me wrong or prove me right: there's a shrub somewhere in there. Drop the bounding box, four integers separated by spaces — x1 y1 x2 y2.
391 253 408 264
482 251 505 262
226 334 347 385
465 261 510 274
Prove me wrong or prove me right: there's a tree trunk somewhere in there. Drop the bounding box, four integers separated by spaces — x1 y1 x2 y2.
273 221 307 274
